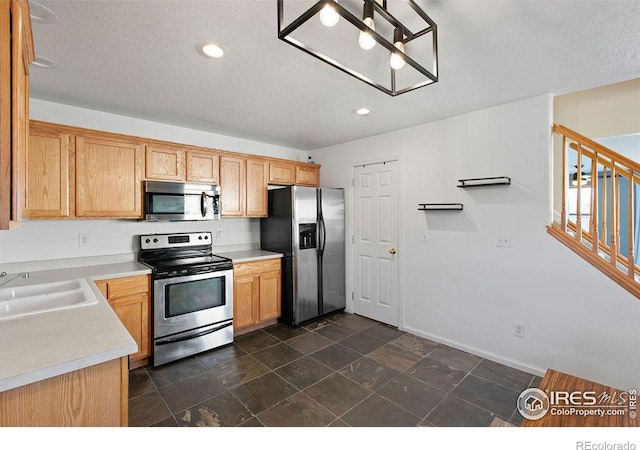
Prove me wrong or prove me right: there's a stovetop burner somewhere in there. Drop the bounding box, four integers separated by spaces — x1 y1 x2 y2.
138 232 232 275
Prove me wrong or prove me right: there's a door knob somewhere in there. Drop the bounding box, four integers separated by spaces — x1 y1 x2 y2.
389 248 397 254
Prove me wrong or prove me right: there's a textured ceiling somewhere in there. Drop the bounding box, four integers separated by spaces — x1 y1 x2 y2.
28 0 640 150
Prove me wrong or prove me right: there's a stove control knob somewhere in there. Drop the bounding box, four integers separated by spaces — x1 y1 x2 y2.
199 236 203 240
205 235 209 240
145 239 150 244
153 238 158 243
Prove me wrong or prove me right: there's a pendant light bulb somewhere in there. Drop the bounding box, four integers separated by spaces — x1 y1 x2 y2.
390 27 406 70
319 1 340 27
358 2 376 50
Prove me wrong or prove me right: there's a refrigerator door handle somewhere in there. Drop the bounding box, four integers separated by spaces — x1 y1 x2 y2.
319 213 327 255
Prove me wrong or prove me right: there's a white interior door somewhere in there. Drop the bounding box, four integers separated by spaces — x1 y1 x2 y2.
353 160 399 327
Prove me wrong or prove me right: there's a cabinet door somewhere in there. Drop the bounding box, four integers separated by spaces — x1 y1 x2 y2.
75 136 144 218
145 145 184 181
269 161 295 185
108 293 150 362
246 158 268 217
233 275 259 330
259 271 281 322
220 155 246 216
296 165 320 187
186 150 219 183
24 125 73 218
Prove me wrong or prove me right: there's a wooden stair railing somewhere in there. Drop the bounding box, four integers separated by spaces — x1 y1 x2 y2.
549 124 640 299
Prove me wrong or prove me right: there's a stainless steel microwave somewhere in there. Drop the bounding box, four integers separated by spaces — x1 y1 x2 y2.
144 181 220 221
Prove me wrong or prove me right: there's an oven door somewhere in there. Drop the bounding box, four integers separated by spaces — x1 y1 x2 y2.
153 269 233 339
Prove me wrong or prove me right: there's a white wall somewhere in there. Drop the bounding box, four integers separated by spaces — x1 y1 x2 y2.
0 100 307 266
311 94 640 390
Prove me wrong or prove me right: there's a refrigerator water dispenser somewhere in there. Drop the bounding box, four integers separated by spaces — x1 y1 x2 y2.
299 223 316 249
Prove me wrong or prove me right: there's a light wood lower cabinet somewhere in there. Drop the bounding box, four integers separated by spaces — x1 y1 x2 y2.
95 275 151 369
233 258 281 333
0 356 129 426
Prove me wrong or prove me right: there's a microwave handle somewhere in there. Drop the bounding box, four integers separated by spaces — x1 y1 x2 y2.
201 192 208 217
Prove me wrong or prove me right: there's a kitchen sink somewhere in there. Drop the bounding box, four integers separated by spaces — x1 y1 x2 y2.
0 278 99 321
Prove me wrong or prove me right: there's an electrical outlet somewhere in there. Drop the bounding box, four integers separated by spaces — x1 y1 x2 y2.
216 229 223 239
513 322 525 338
496 235 511 248
78 233 89 248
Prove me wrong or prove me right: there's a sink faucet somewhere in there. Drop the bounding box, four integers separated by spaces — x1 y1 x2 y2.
0 272 20 288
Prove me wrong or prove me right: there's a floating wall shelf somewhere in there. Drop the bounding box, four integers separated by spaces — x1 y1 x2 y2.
418 203 464 211
457 176 511 188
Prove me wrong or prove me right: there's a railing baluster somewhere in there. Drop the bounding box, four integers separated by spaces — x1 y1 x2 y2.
561 135 567 231
603 163 608 252
592 154 599 254
628 173 635 278
576 144 583 242
610 164 618 267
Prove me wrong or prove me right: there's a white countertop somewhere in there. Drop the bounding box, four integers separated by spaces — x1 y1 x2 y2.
217 249 284 263
0 261 150 393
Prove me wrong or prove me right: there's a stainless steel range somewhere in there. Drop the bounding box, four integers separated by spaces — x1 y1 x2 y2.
138 232 233 367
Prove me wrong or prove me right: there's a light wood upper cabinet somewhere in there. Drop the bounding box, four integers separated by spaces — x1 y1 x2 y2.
296 164 321 186
24 124 73 218
146 145 219 184
186 150 219 183
220 156 268 217
1 0 34 229
220 155 246 216
145 145 184 181
246 158 268 217
268 161 296 185
75 135 144 218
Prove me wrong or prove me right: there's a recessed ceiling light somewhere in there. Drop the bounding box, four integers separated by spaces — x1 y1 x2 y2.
30 1 58 24
354 108 371 116
197 42 225 59
32 56 57 69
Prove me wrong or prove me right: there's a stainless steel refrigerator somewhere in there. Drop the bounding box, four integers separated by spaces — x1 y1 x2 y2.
260 186 345 326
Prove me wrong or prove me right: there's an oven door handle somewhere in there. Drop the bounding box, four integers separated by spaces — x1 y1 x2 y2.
155 321 233 346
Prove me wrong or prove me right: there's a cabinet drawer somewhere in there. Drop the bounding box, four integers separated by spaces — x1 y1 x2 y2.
233 258 281 278
96 275 149 300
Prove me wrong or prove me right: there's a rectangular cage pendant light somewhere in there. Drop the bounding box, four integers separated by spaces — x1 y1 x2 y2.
277 0 438 96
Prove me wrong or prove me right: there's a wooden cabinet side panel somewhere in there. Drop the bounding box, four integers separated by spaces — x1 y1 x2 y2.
75 137 143 218
246 159 268 217
0 2 10 229
220 156 246 216
10 0 29 223
0 358 125 426
233 276 259 330
186 151 219 183
259 270 281 322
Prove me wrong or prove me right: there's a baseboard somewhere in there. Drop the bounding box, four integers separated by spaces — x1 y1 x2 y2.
401 325 547 378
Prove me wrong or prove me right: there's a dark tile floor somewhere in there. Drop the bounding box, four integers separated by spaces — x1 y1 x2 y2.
129 312 541 427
